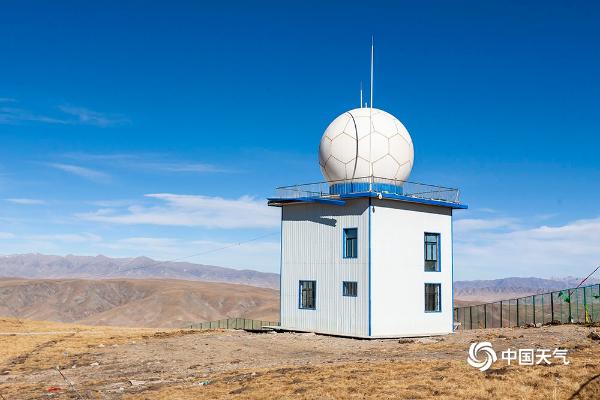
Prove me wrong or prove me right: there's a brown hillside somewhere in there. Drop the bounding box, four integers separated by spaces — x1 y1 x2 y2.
0 278 279 328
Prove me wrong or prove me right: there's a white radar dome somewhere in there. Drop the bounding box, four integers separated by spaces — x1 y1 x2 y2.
318 108 414 183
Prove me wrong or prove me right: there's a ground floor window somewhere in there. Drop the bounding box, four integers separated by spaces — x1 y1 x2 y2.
299 280 316 309
425 283 441 312
343 281 358 297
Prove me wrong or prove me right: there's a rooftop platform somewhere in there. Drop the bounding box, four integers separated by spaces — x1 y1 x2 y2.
267 176 467 209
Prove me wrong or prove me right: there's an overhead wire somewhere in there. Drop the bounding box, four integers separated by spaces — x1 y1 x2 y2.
94 231 279 278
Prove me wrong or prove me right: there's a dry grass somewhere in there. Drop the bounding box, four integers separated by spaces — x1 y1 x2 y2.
139 358 600 400
1 318 600 399
0 318 159 369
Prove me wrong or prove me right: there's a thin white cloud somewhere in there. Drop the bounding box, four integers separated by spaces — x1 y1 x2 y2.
78 193 279 229
47 163 110 183
455 215 600 280
114 237 180 248
136 162 229 173
5 198 46 205
63 152 229 174
27 233 102 243
476 207 497 214
0 107 68 125
0 104 128 127
58 105 129 127
88 199 137 207
453 217 520 235
0 232 15 239
62 152 139 162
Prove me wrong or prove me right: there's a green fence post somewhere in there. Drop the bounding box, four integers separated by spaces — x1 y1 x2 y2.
561 294 564 323
541 294 544 324
584 286 588 323
592 283 600 319
550 292 554 322
577 289 580 322
592 284 600 321
533 295 536 325
516 298 520 327
568 289 573 323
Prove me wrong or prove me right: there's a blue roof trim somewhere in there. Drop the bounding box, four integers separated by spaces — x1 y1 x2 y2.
339 192 468 209
267 197 347 206
268 193 467 209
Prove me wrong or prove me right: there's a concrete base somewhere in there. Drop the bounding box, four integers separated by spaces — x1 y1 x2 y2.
265 326 452 339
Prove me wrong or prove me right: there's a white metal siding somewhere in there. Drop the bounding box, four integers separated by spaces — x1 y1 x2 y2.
280 198 370 336
370 199 453 336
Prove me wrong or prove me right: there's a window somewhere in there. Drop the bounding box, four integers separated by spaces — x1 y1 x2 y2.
343 281 358 297
424 233 440 271
299 280 316 309
425 283 441 312
343 228 358 258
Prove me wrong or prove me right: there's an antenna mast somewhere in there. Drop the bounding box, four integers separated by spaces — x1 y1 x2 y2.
360 82 363 108
370 37 374 110
369 37 374 179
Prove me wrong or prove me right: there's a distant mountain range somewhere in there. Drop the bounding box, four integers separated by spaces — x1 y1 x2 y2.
0 253 279 289
1 253 598 306
453 276 600 303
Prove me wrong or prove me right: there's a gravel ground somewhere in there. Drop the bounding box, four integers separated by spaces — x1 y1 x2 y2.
2 320 600 399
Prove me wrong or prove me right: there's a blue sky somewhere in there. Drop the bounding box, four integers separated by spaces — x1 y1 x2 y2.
1 1 599 279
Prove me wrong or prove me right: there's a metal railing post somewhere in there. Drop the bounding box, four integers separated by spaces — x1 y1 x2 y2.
469 306 473 330
533 295 536 325
592 284 600 320
484 304 487 329
550 292 554 322
568 289 573 323
584 286 588 323
500 301 503 328
516 298 520 327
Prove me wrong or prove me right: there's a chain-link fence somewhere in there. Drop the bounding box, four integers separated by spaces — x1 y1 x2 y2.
187 318 280 331
454 284 600 330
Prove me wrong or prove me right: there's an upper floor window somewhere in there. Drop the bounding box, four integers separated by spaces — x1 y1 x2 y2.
424 233 440 271
299 280 316 309
343 228 358 258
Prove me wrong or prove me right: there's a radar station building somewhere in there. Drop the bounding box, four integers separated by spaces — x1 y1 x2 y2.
268 106 467 338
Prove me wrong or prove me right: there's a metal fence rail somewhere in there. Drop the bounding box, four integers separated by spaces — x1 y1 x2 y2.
274 176 461 204
187 318 280 331
454 284 600 330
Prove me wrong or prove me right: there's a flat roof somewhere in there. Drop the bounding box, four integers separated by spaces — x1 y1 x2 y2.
268 177 467 210
268 191 468 209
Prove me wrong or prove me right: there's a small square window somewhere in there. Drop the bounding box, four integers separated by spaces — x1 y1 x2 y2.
344 228 358 259
299 280 316 309
343 281 358 297
425 283 441 312
424 233 440 271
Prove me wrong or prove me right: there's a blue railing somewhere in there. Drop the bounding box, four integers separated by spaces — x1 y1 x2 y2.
273 176 461 204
